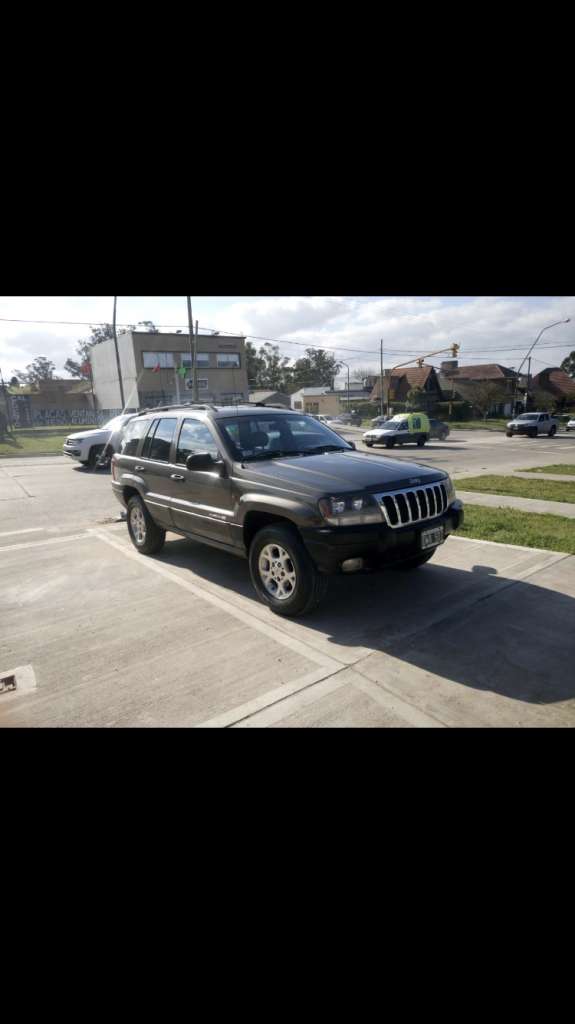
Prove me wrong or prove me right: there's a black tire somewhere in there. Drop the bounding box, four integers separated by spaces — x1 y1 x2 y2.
528 428 537 438
549 425 556 437
391 551 435 571
87 444 105 468
440 432 448 442
365 441 374 447
126 495 166 555
385 439 395 448
249 524 328 617
416 435 426 447
506 431 513 437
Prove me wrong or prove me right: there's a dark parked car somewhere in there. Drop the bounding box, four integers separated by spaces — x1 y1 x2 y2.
428 418 450 441
330 412 363 426
112 404 463 617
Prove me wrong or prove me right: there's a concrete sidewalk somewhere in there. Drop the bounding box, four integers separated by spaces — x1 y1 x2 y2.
2 525 575 727
457 490 575 518
512 471 575 482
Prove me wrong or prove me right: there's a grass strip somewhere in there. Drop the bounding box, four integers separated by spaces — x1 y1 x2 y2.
520 464 575 476
456 474 575 504
0 426 97 457
459 505 575 554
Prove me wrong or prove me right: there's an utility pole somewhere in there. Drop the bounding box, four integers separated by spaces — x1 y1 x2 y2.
526 356 531 411
386 343 460 418
112 296 125 409
379 339 384 418
194 319 199 402
186 297 196 401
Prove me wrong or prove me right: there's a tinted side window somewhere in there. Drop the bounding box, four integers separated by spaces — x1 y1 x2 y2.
121 418 151 456
141 419 160 459
148 418 178 462
176 419 220 463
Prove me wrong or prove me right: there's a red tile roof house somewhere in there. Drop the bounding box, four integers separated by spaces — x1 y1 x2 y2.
370 365 442 412
437 362 519 417
530 368 575 410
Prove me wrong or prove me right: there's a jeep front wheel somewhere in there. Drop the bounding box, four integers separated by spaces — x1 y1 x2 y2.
127 495 166 555
249 525 328 617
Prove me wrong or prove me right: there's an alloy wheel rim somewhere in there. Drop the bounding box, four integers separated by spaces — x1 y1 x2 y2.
258 544 297 601
130 506 146 544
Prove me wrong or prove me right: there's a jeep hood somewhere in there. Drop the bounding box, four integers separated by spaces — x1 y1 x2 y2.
236 450 446 497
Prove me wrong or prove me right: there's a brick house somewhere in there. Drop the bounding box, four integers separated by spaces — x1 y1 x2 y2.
370 365 442 412
530 367 575 409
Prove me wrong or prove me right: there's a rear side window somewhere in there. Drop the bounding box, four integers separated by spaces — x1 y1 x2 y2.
121 418 150 456
148 418 178 461
176 419 220 463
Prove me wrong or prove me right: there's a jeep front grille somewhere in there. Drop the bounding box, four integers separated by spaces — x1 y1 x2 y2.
375 483 448 528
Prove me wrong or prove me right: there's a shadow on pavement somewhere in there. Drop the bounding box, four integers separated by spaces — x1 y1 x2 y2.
153 536 575 706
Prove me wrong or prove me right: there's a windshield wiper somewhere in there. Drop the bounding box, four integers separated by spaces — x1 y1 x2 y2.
242 449 304 462
301 444 350 455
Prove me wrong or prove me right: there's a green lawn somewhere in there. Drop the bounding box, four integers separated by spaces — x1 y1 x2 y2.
0 425 97 457
456 474 575 504
520 464 575 476
459 505 575 554
449 420 508 431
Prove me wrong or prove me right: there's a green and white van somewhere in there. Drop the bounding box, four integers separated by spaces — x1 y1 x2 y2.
363 412 430 449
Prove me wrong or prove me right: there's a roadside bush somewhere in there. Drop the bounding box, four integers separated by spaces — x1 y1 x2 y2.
435 401 473 422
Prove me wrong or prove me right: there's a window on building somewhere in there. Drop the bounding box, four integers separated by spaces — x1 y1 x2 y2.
181 353 210 368
143 352 174 369
176 419 221 463
217 353 241 368
197 379 209 391
148 418 178 462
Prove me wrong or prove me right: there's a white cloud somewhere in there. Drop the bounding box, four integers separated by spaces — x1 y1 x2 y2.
1 296 574 377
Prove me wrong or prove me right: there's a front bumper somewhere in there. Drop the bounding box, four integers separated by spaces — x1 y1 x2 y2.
302 500 464 574
63 444 86 461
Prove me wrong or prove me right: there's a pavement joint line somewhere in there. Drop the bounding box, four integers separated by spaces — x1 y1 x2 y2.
351 672 448 728
230 672 352 727
0 532 91 553
0 527 45 538
198 665 348 728
90 529 344 674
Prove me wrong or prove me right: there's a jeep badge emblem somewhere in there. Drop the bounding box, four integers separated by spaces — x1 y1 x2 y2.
409 477 421 485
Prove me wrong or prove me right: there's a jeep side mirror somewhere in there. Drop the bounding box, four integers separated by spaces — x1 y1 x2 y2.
186 452 215 471
348 441 356 450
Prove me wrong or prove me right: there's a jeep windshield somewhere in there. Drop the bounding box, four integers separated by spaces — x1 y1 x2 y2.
217 414 353 461
515 414 539 421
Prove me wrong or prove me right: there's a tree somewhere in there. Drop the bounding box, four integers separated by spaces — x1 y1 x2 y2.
465 381 508 419
9 376 20 387
292 348 341 390
137 321 159 333
258 343 292 391
560 351 575 378
245 341 266 388
406 386 425 410
14 356 56 384
352 366 377 383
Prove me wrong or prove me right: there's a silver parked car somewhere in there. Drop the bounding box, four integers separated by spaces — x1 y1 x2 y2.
566 417 575 431
506 412 559 438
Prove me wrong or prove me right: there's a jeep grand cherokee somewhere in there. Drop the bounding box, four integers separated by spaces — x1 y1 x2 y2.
111 404 464 617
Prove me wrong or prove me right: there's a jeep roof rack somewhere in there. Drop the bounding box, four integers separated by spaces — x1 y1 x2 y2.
137 402 220 415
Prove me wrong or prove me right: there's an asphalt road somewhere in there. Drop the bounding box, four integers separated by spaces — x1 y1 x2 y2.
340 426 575 479
1 434 575 727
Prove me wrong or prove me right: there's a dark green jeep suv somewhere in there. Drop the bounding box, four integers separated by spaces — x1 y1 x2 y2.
111 404 464 617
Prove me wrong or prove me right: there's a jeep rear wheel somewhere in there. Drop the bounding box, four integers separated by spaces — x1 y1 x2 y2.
249 524 328 617
127 495 166 555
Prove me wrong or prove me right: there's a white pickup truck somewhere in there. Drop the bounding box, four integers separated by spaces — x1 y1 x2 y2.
506 412 560 438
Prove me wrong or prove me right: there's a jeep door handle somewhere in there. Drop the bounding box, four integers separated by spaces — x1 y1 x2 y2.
170 474 185 481
135 465 146 472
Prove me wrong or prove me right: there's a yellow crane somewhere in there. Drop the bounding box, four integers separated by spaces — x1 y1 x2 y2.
382 344 460 417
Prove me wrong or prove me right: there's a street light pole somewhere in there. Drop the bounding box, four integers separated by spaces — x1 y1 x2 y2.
514 318 570 412
112 296 125 409
338 361 350 411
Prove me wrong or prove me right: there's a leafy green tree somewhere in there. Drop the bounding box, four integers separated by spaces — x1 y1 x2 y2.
406 386 425 410
560 351 575 378
292 348 341 390
15 356 56 384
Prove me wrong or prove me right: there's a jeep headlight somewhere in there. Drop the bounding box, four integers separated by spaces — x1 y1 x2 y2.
318 494 383 526
444 476 456 504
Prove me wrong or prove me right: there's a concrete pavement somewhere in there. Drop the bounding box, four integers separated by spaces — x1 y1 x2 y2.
2 441 575 727
456 490 575 518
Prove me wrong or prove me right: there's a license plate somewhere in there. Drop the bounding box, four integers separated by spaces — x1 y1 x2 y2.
420 526 444 550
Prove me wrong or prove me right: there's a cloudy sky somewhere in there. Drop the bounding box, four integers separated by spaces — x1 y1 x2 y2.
0 296 573 381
